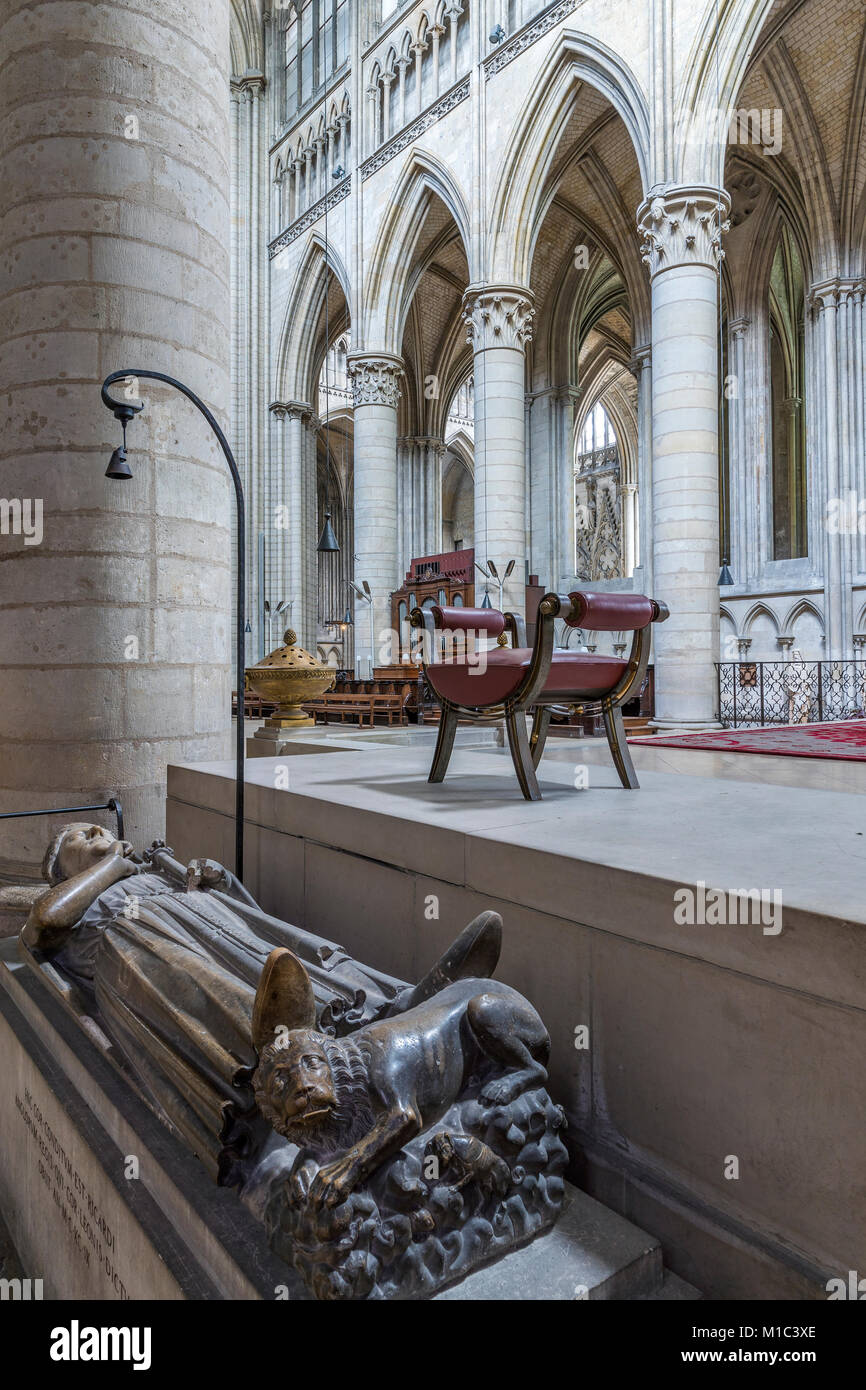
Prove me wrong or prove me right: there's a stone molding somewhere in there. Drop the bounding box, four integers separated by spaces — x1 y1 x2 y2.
269 176 351 258
231 71 266 100
462 285 535 352
483 0 585 79
808 277 866 312
347 355 404 409
360 77 470 181
637 186 731 277
269 400 314 423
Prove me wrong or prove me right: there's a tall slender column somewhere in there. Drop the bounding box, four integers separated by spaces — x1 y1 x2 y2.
0 0 232 876
347 355 403 674
637 186 730 727
463 286 534 613
726 317 750 583
268 402 316 652
628 346 653 596
809 278 863 657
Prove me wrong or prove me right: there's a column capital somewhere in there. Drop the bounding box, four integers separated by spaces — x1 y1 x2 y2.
462 284 535 351
628 345 652 378
808 276 866 312
269 399 314 422
729 316 751 339
231 71 266 100
636 185 731 277
347 354 404 409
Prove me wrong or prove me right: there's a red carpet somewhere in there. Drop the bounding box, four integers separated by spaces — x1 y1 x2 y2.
629 719 866 760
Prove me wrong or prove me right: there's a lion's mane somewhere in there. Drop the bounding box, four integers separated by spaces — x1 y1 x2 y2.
253 1029 376 1158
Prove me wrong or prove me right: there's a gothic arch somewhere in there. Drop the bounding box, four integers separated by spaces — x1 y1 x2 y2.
781 597 824 636
363 150 472 353
274 233 352 403
230 0 264 76
743 601 781 637
487 32 651 286
676 0 782 185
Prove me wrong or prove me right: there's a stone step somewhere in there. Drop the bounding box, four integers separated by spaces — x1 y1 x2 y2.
436 1182 698 1300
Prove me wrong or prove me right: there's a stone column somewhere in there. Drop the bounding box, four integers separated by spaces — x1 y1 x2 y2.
231 73 267 667
462 286 534 613
0 0 232 877
726 316 751 583
268 402 317 654
637 187 730 727
347 355 403 674
628 346 653 597
808 278 865 659
397 438 443 568
619 483 639 576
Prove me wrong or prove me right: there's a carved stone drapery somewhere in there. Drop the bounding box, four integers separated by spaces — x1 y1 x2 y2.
636 185 731 278
462 285 535 352
347 354 404 409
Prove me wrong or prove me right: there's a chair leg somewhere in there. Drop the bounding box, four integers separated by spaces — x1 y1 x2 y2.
603 702 639 788
506 710 542 801
429 704 459 783
529 706 552 770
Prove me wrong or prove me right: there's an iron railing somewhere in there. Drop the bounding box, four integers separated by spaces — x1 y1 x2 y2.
716 661 866 727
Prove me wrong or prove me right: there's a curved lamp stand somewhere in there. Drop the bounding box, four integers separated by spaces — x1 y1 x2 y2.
101 370 246 881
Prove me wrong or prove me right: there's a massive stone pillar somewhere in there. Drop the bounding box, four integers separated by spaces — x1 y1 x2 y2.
463 286 534 613
230 73 268 667
347 355 403 674
637 187 729 728
0 0 233 877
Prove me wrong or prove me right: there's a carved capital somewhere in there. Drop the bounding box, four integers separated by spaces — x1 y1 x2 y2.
636 186 731 277
462 285 535 352
270 399 313 423
628 345 651 379
809 276 866 312
347 355 404 409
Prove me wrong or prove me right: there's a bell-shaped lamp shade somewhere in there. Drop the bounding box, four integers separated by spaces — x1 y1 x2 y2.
718 561 734 586
106 445 132 480
341 608 353 626
481 587 492 609
317 510 340 552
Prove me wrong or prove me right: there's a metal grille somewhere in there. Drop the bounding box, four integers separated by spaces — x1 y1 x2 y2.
716 661 866 727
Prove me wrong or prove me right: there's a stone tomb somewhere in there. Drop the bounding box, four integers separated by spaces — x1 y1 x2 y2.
0 936 689 1301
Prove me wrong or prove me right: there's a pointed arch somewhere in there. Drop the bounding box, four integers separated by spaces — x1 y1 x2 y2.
742 601 781 636
363 149 472 352
781 597 824 637
274 232 351 403
487 32 650 286
676 0 781 185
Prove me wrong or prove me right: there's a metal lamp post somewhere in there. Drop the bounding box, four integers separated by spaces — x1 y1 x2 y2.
100 370 246 882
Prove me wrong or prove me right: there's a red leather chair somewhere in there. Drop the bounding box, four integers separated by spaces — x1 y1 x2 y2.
410 591 669 800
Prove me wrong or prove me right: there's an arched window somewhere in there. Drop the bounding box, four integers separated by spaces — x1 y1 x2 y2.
769 225 807 559
284 1 349 119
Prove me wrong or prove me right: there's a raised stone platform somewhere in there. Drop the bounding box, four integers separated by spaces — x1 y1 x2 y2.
165 741 866 1300
0 937 689 1300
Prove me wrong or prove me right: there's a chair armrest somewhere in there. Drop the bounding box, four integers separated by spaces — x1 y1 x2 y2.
563 591 668 631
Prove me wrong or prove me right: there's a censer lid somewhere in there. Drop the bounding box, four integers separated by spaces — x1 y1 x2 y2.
253 629 326 672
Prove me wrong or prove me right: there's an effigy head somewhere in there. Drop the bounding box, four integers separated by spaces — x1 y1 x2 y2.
42 822 131 884
253 1031 338 1138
